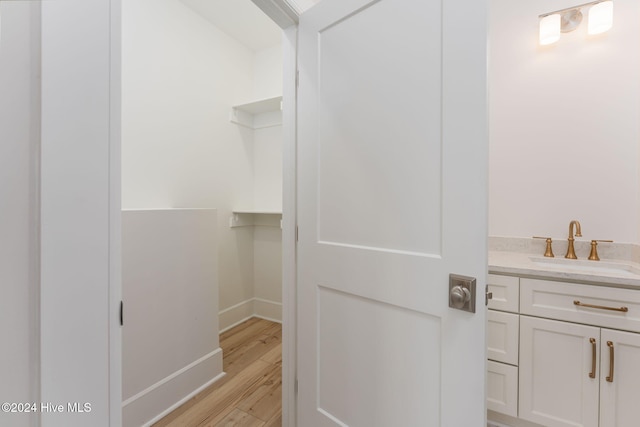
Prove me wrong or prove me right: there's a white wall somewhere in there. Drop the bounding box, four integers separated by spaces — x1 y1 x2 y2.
253 223 283 320
122 209 222 427
122 0 258 322
252 44 284 322
253 44 284 213
254 126 284 211
0 4 39 427
489 0 640 243
253 43 283 100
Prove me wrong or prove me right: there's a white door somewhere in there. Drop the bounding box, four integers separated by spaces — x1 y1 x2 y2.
296 0 488 425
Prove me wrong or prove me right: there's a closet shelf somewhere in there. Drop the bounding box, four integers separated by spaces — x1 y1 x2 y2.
230 96 283 130
232 209 282 215
230 210 282 228
232 97 282 114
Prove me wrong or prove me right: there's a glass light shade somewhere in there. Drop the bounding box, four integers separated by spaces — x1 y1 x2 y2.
588 1 613 35
539 14 561 45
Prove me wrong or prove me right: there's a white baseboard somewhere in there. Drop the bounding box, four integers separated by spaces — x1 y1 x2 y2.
122 348 224 427
219 298 282 332
254 298 282 323
219 298 255 332
488 410 542 427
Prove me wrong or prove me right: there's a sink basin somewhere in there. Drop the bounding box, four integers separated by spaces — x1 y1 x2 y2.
529 256 640 278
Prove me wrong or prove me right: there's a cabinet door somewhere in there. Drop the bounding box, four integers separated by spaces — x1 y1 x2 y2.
488 310 519 365
487 274 519 313
519 316 600 427
487 360 518 417
600 329 640 427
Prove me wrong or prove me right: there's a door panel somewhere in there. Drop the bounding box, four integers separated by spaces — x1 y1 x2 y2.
316 0 442 256
318 287 440 426
297 0 488 425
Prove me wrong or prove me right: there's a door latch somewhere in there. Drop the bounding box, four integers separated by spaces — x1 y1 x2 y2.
485 285 493 306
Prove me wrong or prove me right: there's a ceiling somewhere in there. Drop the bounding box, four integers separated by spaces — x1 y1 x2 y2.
180 0 283 51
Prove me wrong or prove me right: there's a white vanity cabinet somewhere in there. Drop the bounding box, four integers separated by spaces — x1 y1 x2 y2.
487 274 520 417
488 274 640 427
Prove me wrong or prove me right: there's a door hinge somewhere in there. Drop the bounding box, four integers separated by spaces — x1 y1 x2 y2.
295 225 299 242
296 70 299 88
120 300 124 326
295 378 298 394
485 285 493 306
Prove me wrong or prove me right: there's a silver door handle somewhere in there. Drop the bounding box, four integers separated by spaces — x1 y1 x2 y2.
450 286 471 308
449 274 476 313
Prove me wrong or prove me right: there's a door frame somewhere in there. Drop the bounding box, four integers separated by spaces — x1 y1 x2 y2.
250 2 302 426
39 0 122 425
38 0 295 425
49 1 295 424
280 24 299 427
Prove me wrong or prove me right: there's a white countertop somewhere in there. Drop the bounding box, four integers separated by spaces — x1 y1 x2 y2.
489 250 640 289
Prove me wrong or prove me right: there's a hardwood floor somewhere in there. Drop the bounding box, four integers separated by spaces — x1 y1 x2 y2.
153 318 282 427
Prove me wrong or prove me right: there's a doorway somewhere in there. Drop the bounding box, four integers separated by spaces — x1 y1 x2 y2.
119 1 288 425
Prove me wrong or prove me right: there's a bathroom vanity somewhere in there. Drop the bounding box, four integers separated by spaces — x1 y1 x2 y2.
486 240 640 427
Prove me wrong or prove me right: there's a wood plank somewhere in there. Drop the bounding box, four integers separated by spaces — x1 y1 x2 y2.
199 362 280 426
224 327 282 376
220 317 261 342
223 321 281 354
201 408 265 427
259 344 282 366
237 366 282 421
221 319 277 358
263 410 282 427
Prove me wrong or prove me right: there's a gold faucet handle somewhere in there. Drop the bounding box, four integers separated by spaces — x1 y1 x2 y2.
588 239 614 261
533 236 555 258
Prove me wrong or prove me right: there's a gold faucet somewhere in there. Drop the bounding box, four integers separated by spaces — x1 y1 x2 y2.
533 236 555 257
588 239 613 261
565 220 582 259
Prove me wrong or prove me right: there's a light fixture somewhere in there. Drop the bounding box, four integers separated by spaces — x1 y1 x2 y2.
539 14 561 45
538 0 614 46
588 1 614 35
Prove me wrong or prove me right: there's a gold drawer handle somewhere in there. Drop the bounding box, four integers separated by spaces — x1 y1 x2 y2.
606 341 614 383
589 338 596 379
574 300 629 313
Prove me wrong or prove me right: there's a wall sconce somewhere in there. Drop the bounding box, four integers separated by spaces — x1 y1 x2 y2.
539 0 613 46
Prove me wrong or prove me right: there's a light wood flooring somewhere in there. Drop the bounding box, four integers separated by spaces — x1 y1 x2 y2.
153 318 282 427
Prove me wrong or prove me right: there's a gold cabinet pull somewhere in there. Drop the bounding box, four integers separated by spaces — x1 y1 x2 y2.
606 341 614 383
574 300 629 313
589 338 597 379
